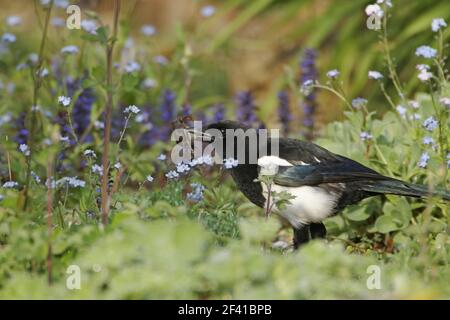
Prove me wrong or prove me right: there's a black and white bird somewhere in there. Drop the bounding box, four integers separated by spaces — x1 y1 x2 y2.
192 120 449 249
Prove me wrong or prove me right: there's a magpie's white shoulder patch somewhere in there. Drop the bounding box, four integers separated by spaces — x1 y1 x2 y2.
257 155 294 167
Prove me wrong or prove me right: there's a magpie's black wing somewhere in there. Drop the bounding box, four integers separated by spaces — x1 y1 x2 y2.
273 161 393 187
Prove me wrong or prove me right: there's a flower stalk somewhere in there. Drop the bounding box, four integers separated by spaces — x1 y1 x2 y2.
101 0 121 226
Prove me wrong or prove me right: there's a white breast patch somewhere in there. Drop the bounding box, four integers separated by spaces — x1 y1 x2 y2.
261 183 339 228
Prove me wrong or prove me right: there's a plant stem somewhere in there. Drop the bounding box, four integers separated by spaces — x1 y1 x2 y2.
23 2 53 210
381 13 404 101
46 152 54 285
312 84 352 109
101 0 121 226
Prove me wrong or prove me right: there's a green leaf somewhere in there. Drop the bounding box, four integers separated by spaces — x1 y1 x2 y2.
375 215 399 234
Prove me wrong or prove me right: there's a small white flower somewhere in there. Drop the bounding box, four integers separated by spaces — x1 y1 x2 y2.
81 20 97 34
61 45 79 55
157 154 167 161
418 69 433 82
28 53 39 64
3 181 19 188
365 4 384 18
200 5 216 17
409 113 421 121
326 69 340 79
360 131 373 141
146 175 154 183
94 120 105 129
396 105 407 117
84 149 96 158
58 95 71 107
57 177 86 188
124 105 141 115
19 144 30 156
423 136 435 145
1 33 16 43
423 116 438 131
92 164 103 175
153 55 168 65
114 162 122 170
257 157 280 176
352 97 368 109
176 163 191 173
140 24 156 36
300 79 314 96
223 158 239 169
142 78 157 89
6 15 22 27
377 0 392 7
439 97 450 108
38 68 49 77
431 18 447 32
415 45 437 59
165 170 179 179
124 61 141 73
418 152 430 168
368 70 383 80
31 171 41 184
408 100 420 109
416 64 430 72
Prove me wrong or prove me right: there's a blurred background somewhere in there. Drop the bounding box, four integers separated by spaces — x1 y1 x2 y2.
1 0 450 130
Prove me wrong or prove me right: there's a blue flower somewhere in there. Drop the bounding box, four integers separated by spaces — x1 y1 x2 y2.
415 46 437 59
236 91 258 125
14 112 29 146
359 131 373 141
1 33 16 43
423 116 438 131
300 48 318 139
200 5 216 17
277 90 292 137
165 170 179 179
61 45 79 55
213 103 225 122
2 181 19 188
352 97 368 110
124 61 141 73
423 137 434 145
431 18 447 32
396 105 407 117
6 16 22 27
186 183 205 202
418 152 430 168
326 69 340 79
140 24 156 36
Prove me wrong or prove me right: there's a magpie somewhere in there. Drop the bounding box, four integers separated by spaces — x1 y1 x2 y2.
193 120 449 249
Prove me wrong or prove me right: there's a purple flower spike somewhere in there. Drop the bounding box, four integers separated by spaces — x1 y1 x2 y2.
277 90 292 137
236 91 257 125
300 48 318 140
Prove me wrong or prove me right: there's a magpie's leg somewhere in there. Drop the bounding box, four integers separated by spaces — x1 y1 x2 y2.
293 223 327 250
293 225 310 249
310 222 327 239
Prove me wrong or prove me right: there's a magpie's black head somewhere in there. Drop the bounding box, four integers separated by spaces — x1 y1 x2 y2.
199 120 270 165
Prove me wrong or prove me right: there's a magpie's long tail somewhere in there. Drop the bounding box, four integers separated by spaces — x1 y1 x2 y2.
361 179 450 201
